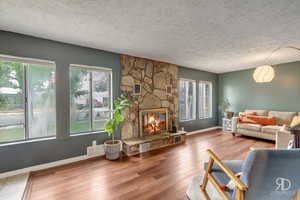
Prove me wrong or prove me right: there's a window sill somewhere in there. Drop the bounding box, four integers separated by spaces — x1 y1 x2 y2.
70 130 106 137
0 136 56 147
199 117 213 120
180 119 196 122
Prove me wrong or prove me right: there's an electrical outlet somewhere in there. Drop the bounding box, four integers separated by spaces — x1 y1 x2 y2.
87 146 94 157
86 145 104 157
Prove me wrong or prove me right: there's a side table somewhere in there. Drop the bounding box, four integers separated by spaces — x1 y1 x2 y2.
222 118 235 136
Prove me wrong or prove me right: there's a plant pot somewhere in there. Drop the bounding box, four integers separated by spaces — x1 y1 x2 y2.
104 140 122 160
224 111 234 119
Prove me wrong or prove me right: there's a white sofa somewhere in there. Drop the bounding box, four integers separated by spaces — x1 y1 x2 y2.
232 110 297 148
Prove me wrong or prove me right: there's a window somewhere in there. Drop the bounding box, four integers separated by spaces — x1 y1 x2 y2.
179 79 196 121
199 81 212 119
0 56 56 144
70 65 112 134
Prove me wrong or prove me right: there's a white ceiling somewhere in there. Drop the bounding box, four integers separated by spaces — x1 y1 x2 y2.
1 0 300 73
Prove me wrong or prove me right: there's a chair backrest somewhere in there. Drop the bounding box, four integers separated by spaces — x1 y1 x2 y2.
240 149 300 200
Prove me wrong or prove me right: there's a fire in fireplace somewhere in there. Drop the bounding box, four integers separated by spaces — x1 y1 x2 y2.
139 108 169 138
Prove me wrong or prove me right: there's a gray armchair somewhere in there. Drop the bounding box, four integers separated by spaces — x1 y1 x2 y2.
201 149 300 200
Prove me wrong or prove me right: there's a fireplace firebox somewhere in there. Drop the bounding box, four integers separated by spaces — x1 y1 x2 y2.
139 108 169 138
123 107 186 156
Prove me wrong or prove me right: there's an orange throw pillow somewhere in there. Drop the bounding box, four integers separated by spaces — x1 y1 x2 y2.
241 115 277 125
239 112 257 123
239 112 256 118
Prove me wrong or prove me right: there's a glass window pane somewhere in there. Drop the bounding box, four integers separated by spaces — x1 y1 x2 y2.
92 71 111 131
27 64 56 138
70 68 91 133
179 79 196 121
199 82 212 119
179 81 187 120
0 61 25 143
199 83 204 118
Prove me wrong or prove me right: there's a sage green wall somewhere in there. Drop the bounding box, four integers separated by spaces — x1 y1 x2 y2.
0 30 121 173
218 61 300 124
179 67 219 131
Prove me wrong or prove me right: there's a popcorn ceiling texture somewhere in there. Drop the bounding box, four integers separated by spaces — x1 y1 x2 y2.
1 0 300 73
120 55 179 139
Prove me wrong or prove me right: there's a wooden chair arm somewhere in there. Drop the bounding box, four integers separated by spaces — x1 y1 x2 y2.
207 149 248 191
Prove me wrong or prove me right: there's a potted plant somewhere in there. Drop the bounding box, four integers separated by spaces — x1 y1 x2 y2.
104 95 131 160
219 98 234 119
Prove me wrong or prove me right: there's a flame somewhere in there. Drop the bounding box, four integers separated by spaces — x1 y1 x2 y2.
147 114 160 133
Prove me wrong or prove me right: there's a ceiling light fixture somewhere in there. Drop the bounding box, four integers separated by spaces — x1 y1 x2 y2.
253 46 300 83
253 65 275 83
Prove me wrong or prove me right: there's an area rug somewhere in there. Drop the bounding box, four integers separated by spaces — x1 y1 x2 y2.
0 173 29 200
186 174 223 200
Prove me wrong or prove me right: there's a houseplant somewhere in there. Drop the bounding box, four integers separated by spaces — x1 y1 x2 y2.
219 98 234 119
104 95 131 160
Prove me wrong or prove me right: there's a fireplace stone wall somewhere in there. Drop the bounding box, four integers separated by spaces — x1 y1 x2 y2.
120 55 179 139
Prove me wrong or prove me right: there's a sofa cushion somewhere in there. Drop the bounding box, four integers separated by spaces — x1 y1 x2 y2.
238 123 262 131
261 125 281 135
245 110 268 116
268 111 297 125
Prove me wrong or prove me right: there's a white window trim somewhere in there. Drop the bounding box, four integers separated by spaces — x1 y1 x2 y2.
70 64 112 72
0 54 55 66
69 64 113 135
199 81 213 119
0 55 56 145
179 78 197 122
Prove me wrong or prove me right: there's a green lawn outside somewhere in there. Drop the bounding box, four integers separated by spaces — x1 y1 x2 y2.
0 127 24 143
70 119 107 133
0 120 107 143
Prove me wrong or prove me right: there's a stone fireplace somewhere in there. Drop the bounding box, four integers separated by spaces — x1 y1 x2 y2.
120 55 179 139
139 108 169 138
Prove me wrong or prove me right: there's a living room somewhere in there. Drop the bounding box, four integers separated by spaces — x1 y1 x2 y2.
0 1 300 200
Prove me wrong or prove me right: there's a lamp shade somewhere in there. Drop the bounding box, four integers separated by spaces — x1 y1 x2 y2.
253 65 275 83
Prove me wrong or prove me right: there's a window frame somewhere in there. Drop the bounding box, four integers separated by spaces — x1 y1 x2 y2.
0 54 56 145
179 78 197 122
198 81 213 119
69 64 113 135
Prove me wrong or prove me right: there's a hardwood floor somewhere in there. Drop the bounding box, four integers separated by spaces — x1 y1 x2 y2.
24 130 274 200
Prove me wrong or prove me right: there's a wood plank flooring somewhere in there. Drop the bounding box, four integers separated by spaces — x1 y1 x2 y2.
24 130 274 200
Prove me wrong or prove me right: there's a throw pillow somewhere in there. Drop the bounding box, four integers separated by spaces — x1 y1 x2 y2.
240 115 277 125
290 116 300 128
239 112 256 118
239 112 257 123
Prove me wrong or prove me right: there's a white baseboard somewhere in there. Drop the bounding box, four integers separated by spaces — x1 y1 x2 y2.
0 145 105 179
186 126 221 136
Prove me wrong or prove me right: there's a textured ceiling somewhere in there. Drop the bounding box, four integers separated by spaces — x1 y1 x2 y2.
1 0 300 73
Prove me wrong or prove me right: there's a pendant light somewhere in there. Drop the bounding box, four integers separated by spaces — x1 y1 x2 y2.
253 65 275 83
253 46 300 83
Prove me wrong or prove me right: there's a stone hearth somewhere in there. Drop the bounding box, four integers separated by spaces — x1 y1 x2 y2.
120 55 179 139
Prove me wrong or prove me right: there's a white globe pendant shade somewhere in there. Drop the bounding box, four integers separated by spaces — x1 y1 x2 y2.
253 65 275 83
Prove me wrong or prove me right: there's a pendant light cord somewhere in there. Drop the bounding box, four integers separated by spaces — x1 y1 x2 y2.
265 46 300 64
